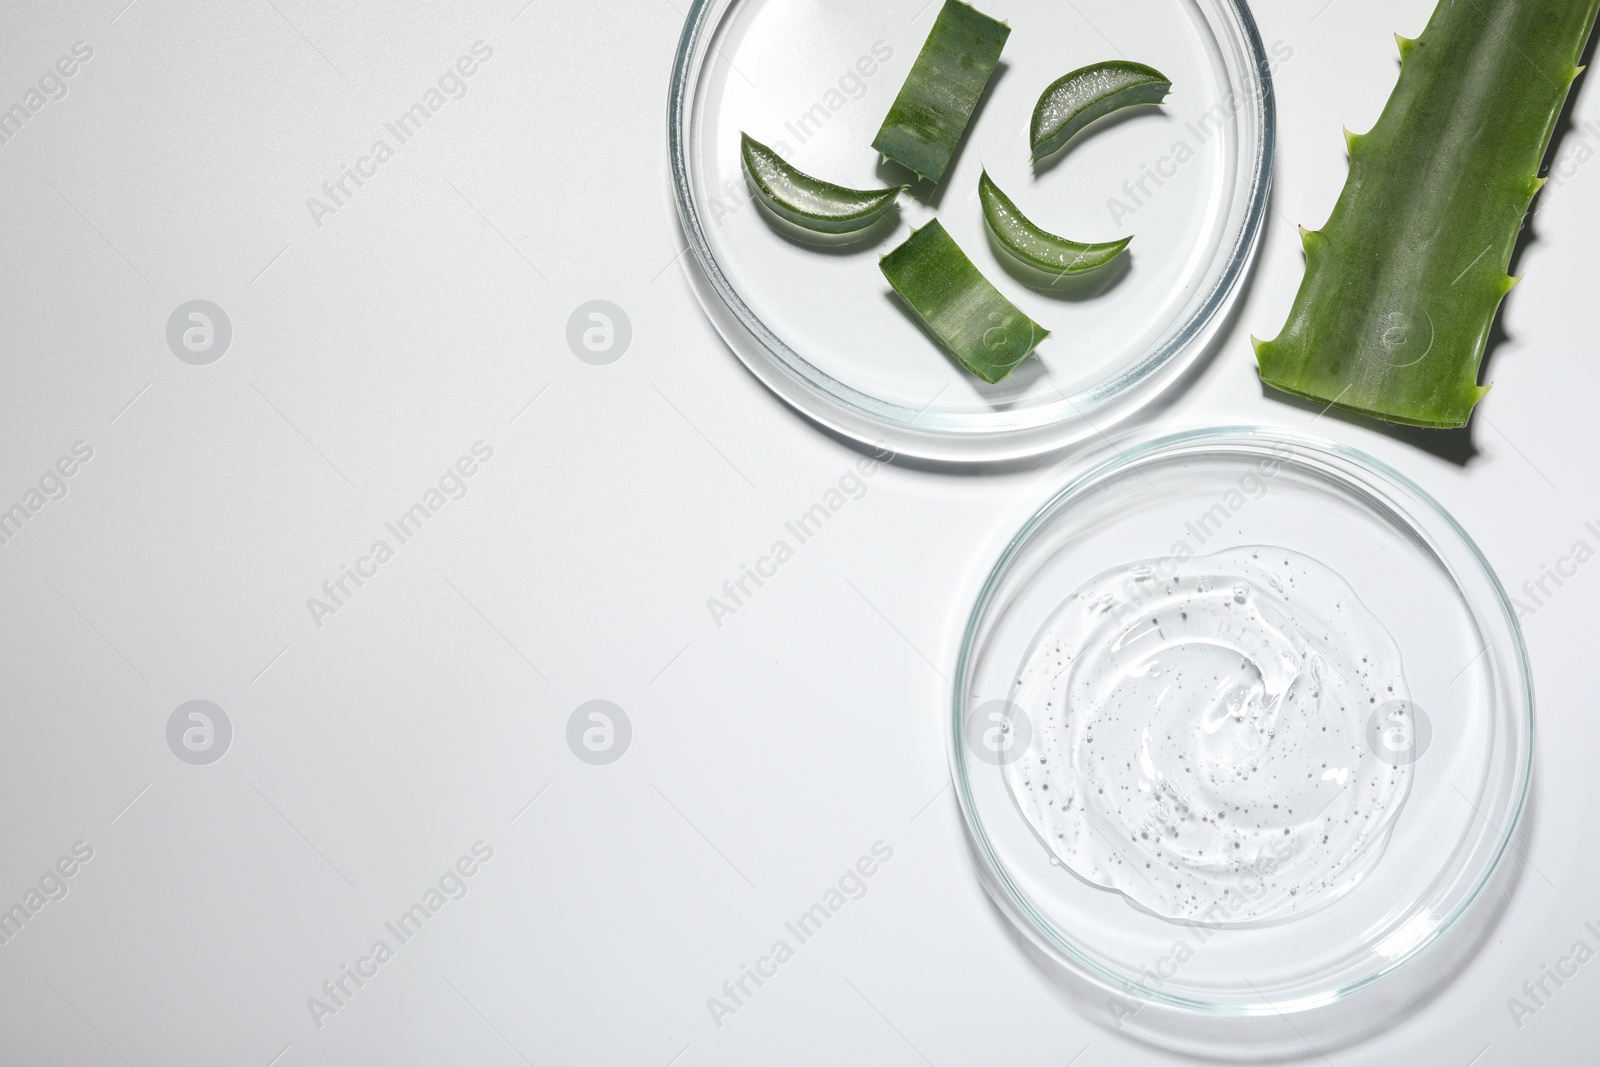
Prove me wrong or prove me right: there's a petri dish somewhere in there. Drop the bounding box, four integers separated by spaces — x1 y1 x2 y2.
951 427 1533 1058
668 0 1274 462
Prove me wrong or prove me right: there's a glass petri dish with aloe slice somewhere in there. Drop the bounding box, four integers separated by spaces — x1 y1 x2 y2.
669 0 1274 461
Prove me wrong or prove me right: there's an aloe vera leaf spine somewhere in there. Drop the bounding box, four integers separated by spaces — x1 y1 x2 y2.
872 0 1009 184
1255 0 1600 428
880 219 1048 383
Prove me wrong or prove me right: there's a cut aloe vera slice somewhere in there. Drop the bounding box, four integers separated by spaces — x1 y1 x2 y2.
740 133 903 233
873 0 1010 185
979 170 1130 275
880 219 1048 383
1030 60 1171 162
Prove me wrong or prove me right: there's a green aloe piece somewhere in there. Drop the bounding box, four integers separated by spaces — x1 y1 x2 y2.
1255 0 1600 428
979 169 1130 275
872 0 1009 185
740 133 904 233
1030 60 1171 162
880 219 1048 383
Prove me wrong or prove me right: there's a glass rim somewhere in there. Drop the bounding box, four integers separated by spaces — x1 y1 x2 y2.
948 424 1535 1016
667 0 1280 463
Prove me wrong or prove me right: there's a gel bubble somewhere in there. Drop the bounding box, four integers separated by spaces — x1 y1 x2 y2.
1005 547 1412 924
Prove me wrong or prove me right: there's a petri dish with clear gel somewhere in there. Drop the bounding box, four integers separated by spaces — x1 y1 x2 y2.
952 428 1533 1058
669 0 1274 462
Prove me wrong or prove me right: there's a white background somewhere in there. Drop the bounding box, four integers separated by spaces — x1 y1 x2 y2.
0 0 1597 1064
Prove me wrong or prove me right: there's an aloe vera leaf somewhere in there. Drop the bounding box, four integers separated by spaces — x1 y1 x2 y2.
1255 0 1600 429
1030 60 1171 162
872 0 1010 185
880 219 1048 383
979 170 1131 274
740 133 903 233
